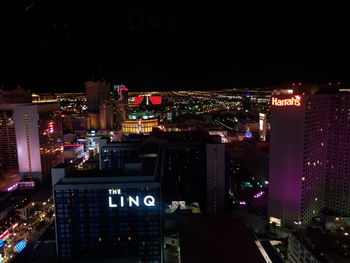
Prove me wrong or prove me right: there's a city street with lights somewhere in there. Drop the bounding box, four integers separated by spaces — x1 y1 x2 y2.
0 200 54 263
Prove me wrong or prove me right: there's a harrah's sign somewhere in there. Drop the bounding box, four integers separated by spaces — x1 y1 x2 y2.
271 95 301 107
108 188 156 208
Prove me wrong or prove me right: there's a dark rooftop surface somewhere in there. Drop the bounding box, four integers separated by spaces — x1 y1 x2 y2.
294 228 350 263
179 214 265 263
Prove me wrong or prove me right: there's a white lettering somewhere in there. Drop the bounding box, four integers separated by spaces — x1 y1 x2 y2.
129 196 139 207
109 196 117 207
108 190 156 208
144 195 156 206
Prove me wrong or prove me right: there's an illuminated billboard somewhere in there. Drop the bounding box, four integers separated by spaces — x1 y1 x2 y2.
108 188 156 208
271 95 301 107
129 96 162 105
149 96 162 105
259 113 267 141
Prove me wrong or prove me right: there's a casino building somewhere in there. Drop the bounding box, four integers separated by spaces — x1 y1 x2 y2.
122 112 159 134
268 86 350 227
52 143 162 262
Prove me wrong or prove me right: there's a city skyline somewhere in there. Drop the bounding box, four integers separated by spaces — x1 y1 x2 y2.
1 3 350 263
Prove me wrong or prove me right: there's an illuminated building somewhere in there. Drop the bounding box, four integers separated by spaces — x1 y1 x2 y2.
115 101 128 129
268 90 350 226
206 144 226 214
52 144 161 262
31 93 58 103
63 144 85 163
0 104 18 171
122 119 158 134
63 114 89 131
100 143 146 171
85 80 110 113
87 112 100 130
13 103 63 183
99 103 114 129
259 113 267 141
153 131 227 214
0 87 32 172
113 84 129 103
129 95 162 106
85 130 113 155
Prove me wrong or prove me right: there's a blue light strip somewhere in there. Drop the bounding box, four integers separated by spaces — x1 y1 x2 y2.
15 240 27 253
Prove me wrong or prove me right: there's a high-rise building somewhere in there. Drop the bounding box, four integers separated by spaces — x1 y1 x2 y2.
113 85 129 130
13 103 63 183
0 87 32 173
100 143 145 171
115 101 128 129
268 89 350 226
152 131 227 214
0 86 32 104
52 142 162 262
113 84 129 103
0 104 18 172
206 144 226 214
99 103 114 130
85 81 110 113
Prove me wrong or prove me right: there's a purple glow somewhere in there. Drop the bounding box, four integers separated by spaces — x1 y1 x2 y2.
245 131 253 138
253 191 265 199
7 183 18 192
17 181 35 189
239 201 246 205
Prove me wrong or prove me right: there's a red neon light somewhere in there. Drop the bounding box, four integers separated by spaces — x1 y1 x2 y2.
12 223 18 229
149 96 162 105
0 230 9 240
134 96 144 105
271 96 301 107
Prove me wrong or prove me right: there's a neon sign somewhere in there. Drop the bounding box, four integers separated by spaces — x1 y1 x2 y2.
271 95 301 106
15 240 27 253
0 231 9 240
108 189 156 208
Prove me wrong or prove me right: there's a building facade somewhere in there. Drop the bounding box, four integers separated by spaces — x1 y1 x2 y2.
53 177 162 262
13 103 63 183
122 119 158 134
0 105 18 172
268 92 350 226
85 81 110 113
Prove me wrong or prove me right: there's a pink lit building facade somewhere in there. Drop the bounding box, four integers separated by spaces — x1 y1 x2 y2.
268 92 350 226
13 103 63 183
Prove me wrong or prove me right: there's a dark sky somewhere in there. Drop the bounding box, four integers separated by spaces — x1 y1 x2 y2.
0 2 349 92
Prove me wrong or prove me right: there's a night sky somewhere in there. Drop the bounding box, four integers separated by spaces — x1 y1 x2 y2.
1 3 349 92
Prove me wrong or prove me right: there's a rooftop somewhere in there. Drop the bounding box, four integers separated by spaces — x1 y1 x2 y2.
294 227 350 263
179 214 265 263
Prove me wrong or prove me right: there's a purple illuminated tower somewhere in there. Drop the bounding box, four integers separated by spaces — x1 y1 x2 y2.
268 88 350 226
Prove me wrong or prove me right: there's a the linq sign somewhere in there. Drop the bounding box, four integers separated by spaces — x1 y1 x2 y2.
108 188 156 208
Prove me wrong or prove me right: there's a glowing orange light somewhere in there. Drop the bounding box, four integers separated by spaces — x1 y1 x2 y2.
271 96 301 107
